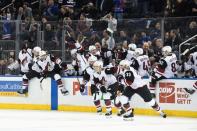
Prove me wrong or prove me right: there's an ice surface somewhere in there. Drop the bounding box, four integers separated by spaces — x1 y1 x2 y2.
0 109 196 131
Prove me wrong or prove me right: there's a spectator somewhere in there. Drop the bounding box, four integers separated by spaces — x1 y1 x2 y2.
58 6 74 21
137 0 150 17
189 0 197 16
142 42 154 58
101 29 115 50
165 29 182 56
101 12 117 32
152 38 163 63
76 13 91 36
89 31 101 45
113 0 126 21
43 0 59 20
81 2 99 19
96 0 113 17
44 23 59 49
185 21 197 38
138 31 151 47
16 7 25 20
116 30 130 45
150 22 161 40
23 2 33 19
173 0 189 17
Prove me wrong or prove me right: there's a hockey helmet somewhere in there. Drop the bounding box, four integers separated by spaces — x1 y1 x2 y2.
162 46 172 56
135 48 143 57
88 55 97 65
33 46 41 56
39 50 47 60
128 43 137 51
119 60 130 69
93 61 103 73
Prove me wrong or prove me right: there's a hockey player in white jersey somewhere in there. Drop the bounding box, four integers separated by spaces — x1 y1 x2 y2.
149 46 178 97
131 48 151 77
126 43 137 61
17 50 47 94
184 52 197 94
80 55 109 115
40 50 69 95
93 61 119 117
116 61 167 120
190 52 197 77
17 50 69 95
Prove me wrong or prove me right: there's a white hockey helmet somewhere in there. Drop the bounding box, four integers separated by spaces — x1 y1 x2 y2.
89 45 96 52
119 60 130 69
93 61 103 73
135 48 144 57
39 50 47 60
162 46 172 56
88 55 97 65
33 46 41 56
128 43 137 51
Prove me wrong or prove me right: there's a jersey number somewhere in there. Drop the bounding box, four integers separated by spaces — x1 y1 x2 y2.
143 61 150 71
171 63 176 72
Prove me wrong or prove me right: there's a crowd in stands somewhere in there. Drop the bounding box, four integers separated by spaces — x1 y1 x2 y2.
0 0 197 76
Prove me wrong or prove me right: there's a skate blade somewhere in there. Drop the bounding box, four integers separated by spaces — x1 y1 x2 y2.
97 112 102 115
123 117 134 121
17 93 28 97
106 115 112 118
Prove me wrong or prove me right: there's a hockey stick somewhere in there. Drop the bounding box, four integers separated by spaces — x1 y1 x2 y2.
39 77 45 90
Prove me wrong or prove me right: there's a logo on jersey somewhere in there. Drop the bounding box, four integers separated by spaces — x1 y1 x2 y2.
159 82 175 103
73 81 91 96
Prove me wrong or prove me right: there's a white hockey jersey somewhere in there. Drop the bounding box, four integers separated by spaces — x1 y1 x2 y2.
18 48 33 73
161 53 177 78
136 55 150 77
121 67 146 89
191 52 197 76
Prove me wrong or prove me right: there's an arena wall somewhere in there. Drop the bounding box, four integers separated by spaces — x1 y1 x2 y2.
0 76 197 118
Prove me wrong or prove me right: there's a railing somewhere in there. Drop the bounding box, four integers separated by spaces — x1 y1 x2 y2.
179 34 197 60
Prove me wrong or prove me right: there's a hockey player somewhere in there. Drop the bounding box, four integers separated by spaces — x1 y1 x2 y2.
95 63 119 117
116 60 167 120
17 50 46 94
149 46 178 97
92 61 113 117
126 43 137 61
17 50 69 95
184 52 197 94
79 56 104 114
39 50 69 95
131 48 151 78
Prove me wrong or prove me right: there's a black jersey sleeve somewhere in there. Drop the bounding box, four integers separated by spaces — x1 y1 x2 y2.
130 59 139 71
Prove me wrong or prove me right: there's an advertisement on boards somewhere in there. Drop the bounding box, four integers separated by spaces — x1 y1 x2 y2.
0 81 22 97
